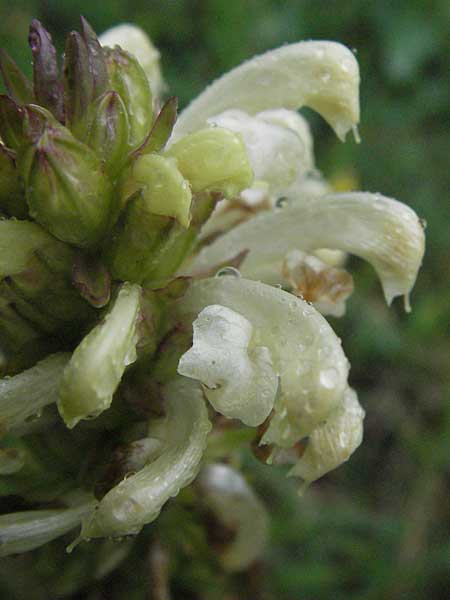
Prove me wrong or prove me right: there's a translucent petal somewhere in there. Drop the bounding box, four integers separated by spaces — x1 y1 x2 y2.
178 304 278 426
58 283 141 428
172 41 360 142
257 108 315 169
198 463 269 571
175 277 350 443
0 501 92 556
81 378 211 538
189 192 425 308
288 387 364 488
0 353 70 434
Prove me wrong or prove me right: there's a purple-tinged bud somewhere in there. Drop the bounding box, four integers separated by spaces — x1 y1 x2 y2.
28 19 64 122
79 16 109 98
87 91 130 177
103 46 153 149
63 31 94 140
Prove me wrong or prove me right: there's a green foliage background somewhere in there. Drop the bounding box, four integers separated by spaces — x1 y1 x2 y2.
0 1 448 598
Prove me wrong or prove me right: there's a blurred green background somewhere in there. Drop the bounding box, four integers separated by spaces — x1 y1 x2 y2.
0 1 448 599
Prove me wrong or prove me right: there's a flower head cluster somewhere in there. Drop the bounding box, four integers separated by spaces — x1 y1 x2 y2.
0 19 424 569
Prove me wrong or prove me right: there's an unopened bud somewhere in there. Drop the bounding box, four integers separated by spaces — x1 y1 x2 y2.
107 154 192 282
165 127 253 198
63 18 109 141
19 113 113 247
99 23 165 100
28 19 64 122
87 91 130 177
103 46 153 149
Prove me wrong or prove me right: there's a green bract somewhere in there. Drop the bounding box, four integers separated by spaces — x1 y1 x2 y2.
0 18 424 587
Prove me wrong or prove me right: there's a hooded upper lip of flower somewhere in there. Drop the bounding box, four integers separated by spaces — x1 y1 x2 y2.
0 21 425 549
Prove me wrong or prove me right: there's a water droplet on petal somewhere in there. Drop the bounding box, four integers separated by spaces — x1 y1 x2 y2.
215 266 241 278
275 196 289 208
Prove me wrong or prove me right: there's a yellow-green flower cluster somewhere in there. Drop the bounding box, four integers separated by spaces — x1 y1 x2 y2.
0 18 424 570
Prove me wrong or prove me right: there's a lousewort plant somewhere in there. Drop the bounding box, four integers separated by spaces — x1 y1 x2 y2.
0 17 424 585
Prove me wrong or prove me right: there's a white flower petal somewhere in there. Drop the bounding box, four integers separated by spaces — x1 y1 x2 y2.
178 304 278 426
288 387 364 488
257 108 315 169
172 41 360 142
175 277 350 443
207 110 310 192
198 463 269 571
189 192 425 309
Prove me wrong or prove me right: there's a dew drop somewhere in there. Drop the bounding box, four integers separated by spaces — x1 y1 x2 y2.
215 266 241 278
275 196 289 208
319 368 339 390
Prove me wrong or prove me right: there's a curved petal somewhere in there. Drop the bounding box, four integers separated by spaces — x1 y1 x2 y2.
175 277 350 443
58 283 141 429
0 501 92 557
172 41 360 142
189 192 425 309
81 378 211 539
198 463 269 571
287 387 364 490
178 304 278 426
0 353 69 434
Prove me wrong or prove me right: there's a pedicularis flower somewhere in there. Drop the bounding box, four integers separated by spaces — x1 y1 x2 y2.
0 18 424 572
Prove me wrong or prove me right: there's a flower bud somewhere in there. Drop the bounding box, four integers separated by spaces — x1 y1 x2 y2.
86 91 130 177
165 127 253 198
0 48 34 105
107 154 192 282
63 18 109 141
19 113 113 247
28 19 64 122
0 145 27 218
99 23 165 100
103 46 153 149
